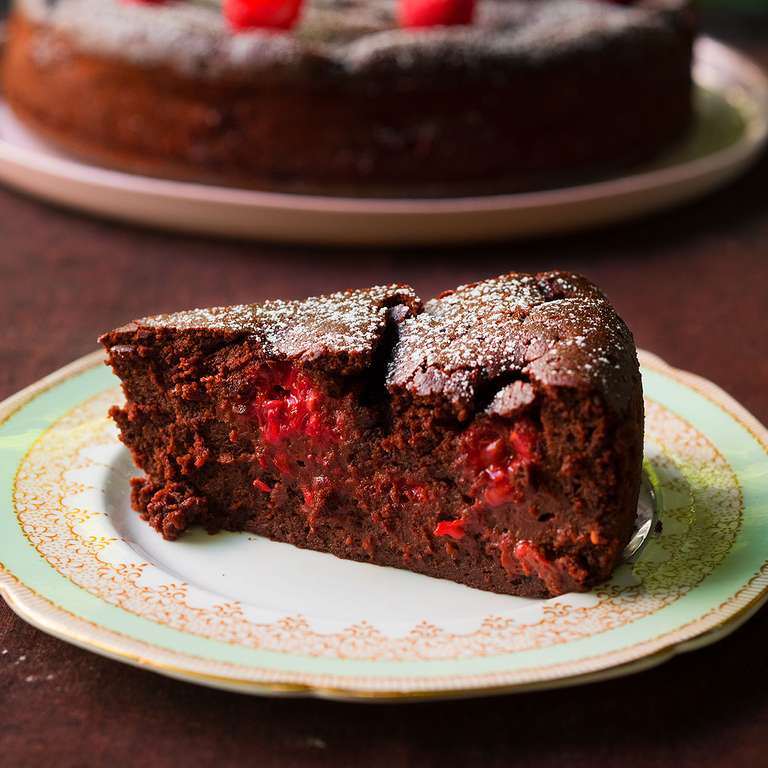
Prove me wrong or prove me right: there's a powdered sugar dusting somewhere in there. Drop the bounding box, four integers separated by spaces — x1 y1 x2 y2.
140 284 420 363
19 0 681 79
388 272 637 415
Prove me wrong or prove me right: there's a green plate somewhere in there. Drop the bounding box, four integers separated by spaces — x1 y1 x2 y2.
0 350 767 700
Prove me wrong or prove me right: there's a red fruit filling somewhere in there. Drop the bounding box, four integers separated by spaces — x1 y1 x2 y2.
508 540 585 596
462 418 539 508
244 362 336 446
513 541 554 580
224 0 304 31
399 0 476 28
236 362 344 491
434 519 465 540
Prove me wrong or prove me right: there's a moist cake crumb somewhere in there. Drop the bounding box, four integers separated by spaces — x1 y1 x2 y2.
100 271 644 598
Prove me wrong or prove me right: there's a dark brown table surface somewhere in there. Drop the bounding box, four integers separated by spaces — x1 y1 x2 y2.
1 14 768 768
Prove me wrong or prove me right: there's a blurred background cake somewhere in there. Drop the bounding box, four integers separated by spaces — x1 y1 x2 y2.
2 0 696 195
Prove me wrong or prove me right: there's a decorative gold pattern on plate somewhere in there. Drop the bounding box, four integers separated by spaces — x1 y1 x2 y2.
12 388 743 662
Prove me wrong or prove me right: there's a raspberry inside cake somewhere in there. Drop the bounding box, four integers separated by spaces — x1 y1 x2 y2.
100 272 644 598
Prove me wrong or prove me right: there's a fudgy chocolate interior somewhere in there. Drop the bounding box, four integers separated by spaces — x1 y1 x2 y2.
101 273 644 598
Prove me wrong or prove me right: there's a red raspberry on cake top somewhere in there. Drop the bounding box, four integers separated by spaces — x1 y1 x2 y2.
400 0 476 27
224 0 304 30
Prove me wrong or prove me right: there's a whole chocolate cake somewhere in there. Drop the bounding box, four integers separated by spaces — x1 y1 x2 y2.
3 0 695 195
100 272 644 598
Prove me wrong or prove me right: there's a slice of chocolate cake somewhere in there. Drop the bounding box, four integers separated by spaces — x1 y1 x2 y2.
100 272 643 598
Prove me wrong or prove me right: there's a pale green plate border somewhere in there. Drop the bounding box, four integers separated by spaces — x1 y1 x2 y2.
0 350 767 701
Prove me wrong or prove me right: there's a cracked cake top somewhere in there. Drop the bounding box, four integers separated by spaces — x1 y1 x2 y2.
102 271 639 418
387 272 638 417
103 284 421 371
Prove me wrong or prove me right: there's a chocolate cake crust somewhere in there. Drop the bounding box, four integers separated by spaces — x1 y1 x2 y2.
100 272 644 598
